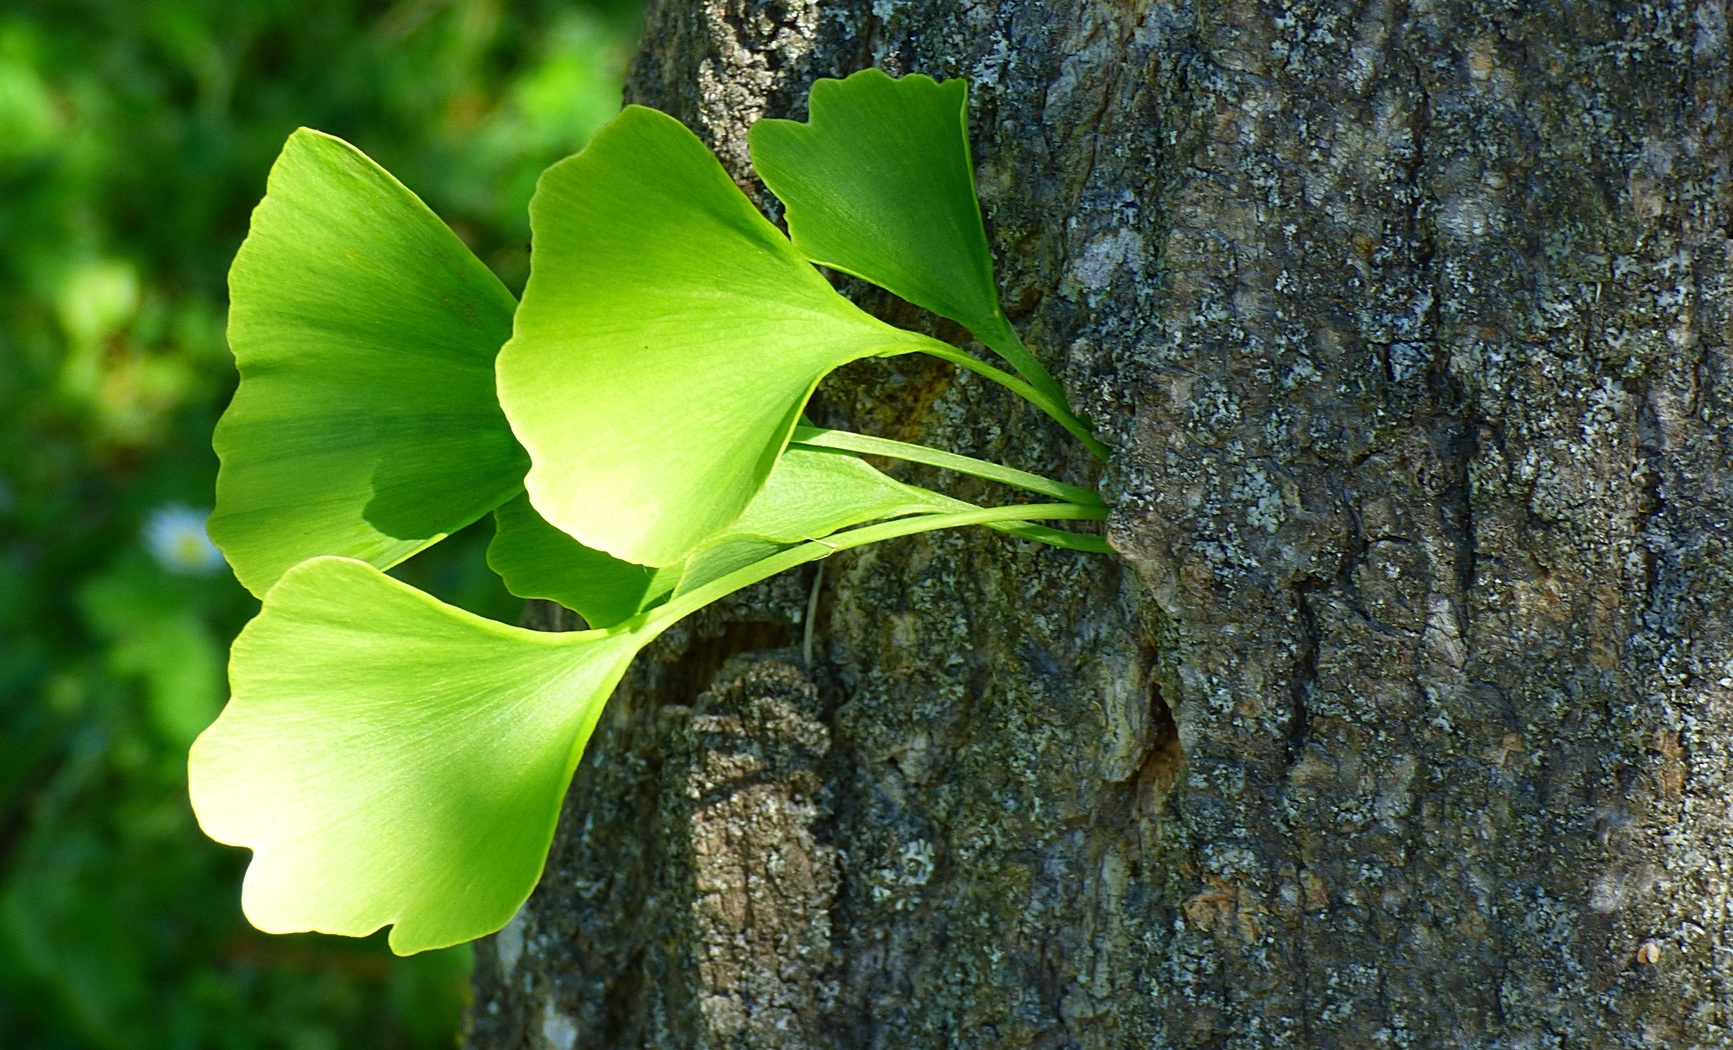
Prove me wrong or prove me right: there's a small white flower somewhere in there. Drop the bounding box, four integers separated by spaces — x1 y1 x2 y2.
143 504 225 576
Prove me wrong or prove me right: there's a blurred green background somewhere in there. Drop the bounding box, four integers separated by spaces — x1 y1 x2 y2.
0 1 639 1045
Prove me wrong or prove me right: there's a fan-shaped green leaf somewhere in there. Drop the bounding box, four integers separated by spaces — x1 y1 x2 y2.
750 71 1107 459
492 435 1106 619
496 104 947 568
193 505 1109 954
189 556 643 955
209 129 527 597
673 444 963 596
715 444 957 544
750 71 1035 384
487 493 682 628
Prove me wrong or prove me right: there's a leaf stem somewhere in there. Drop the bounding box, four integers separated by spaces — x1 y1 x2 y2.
910 340 1110 461
790 426 1102 507
975 313 1067 406
638 502 1105 631
985 520 1111 552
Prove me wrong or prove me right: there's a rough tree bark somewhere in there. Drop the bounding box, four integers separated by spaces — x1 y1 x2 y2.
467 1 1733 1046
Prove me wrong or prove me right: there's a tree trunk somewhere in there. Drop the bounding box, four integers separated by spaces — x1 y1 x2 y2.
466 1 1733 1046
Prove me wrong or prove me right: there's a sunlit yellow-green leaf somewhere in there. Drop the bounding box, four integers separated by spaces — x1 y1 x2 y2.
189 557 641 955
673 444 964 596
750 71 1026 377
751 70 1106 458
496 105 947 568
210 129 527 596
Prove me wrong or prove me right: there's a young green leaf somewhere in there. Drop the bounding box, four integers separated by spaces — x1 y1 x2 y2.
750 71 1106 459
710 444 959 544
209 129 528 597
496 105 950 568
188 556 643 955
787 427 1112 552
647 500 1112 630
750 71 1003 345
672 444 967 596
490 445 960 615
488 493 682 629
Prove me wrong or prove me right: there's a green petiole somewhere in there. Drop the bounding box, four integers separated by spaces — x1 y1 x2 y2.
903 339 1110 462
972 312 1069 411
640 502 1105 632
984 521 1111 553
790 425 1102 507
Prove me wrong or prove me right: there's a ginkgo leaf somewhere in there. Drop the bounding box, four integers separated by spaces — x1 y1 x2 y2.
750 71 1107 459
673 444 965 596
667 440 1112 589
496 104 949 568
714 444 960 544
209 128 527 597
750 70 1045 391
188 556 644 955
487 493 682 629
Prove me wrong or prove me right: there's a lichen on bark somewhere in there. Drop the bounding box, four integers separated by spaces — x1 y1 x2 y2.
469 2 1733 1047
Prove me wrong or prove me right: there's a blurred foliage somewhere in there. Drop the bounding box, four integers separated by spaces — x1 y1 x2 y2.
0 0 638 1045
